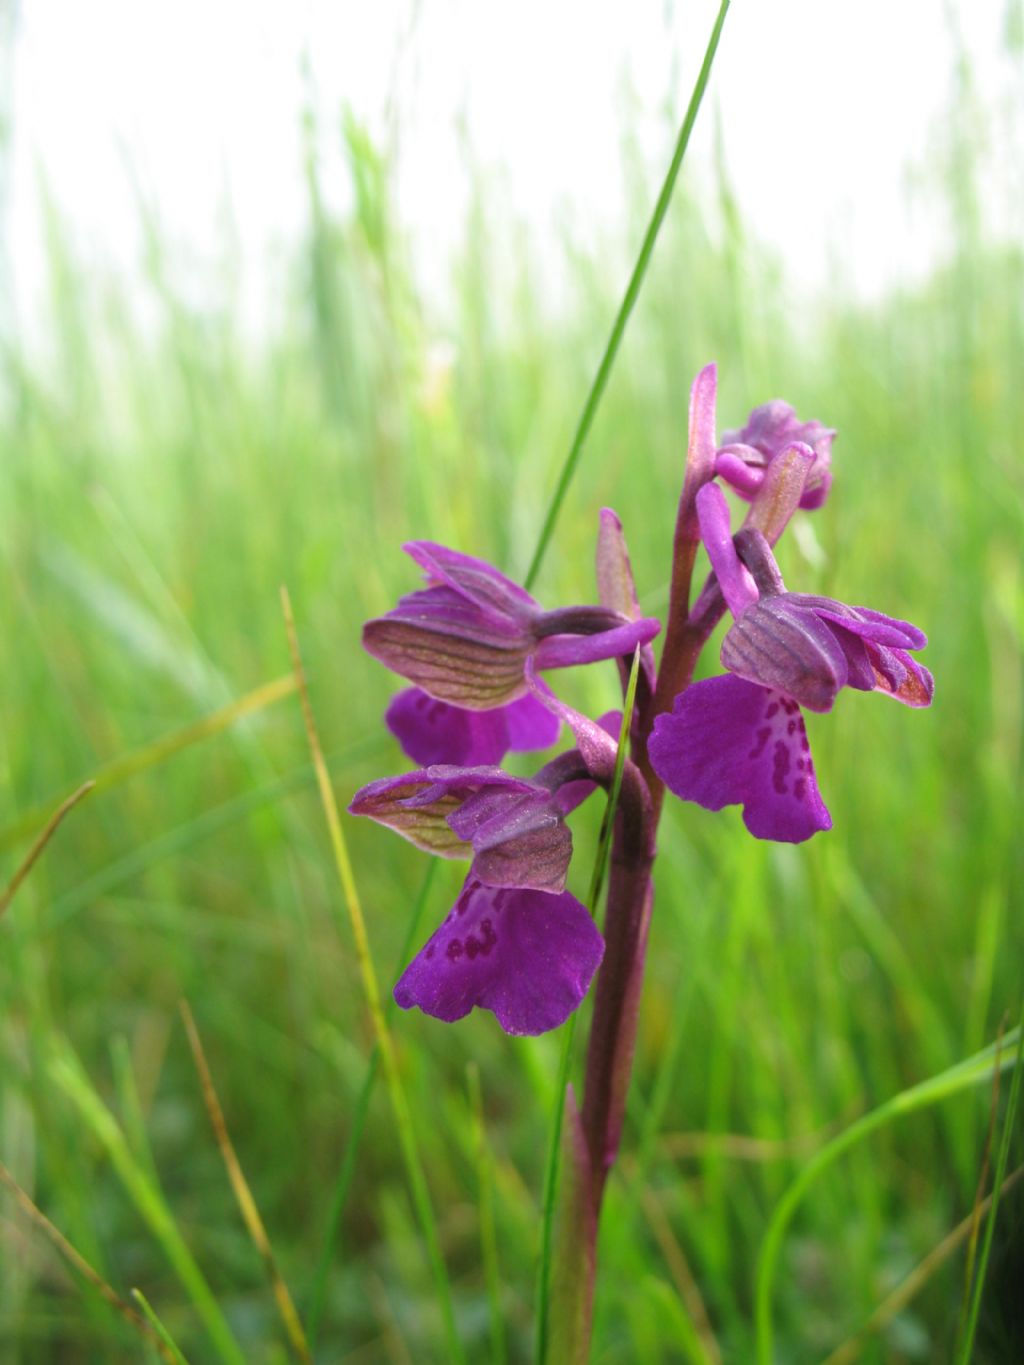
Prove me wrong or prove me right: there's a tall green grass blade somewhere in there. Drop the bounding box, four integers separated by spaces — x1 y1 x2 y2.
755 1027 1023 1365
131 1289 192 1365
523 0 732 590
536 648 641 1363
48 1041 246 1365
306 858 438 1348
956 1002 1024 1363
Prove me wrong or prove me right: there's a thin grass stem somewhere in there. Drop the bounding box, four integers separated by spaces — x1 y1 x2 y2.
0 1159 177 1364
821 1163 1024 1365
523 0 732 590
179 1000 311 1365
47 1043 247 1365
131 1290 193 1365
955 1002 1024 1363
467 1063 507 1365
0 781 95 917
755 1027 1022 1365
0 675 296 856
306 858 438 1348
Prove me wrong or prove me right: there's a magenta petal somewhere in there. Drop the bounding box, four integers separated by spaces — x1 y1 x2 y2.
533 617 661 670
394 878 605 1036
403 541 539 620
695 483 758 618
714 449 767 497
385 688 558 766
385 689 511 765
863 644 935 707
648 675 832 843
501 692 561 752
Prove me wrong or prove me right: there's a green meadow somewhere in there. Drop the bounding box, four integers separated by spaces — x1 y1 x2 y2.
1 27 1022 1365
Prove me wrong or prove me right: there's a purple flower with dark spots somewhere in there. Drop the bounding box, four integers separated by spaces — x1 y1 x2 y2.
385 688 560 767
393 877 604 1035
649 485 933 842
363 540 660 711
716 400 836 510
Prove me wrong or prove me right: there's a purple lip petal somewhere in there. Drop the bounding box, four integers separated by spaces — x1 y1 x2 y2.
385 688 559 767
394 877 604 1036
533 616 661 671
501 692 562 751
386 688 511 766
649 674 832 844
695 483 759 619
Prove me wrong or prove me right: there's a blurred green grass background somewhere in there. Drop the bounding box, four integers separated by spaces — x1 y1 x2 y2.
1 26 1023 1365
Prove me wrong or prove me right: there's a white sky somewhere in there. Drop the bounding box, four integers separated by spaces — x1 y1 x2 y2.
1 0 1018 337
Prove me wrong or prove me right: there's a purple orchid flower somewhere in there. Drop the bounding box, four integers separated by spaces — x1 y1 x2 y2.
716 400 836 510
393 877 603 1036
363 540 660 713
648 484 933 842
349 757 607 1035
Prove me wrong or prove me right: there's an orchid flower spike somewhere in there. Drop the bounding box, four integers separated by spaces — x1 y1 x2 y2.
649 484 933 843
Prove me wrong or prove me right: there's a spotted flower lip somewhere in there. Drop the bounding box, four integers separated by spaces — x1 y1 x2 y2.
393 877 604 1036
363 539 660 710
348 765 573 894
716 400 836 510
648 484 933 843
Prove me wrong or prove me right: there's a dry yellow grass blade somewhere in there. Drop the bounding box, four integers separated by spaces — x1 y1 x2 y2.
0 781 95 919
820 1163 1024 1365
0 1158 177 1363
178 1000 311 1365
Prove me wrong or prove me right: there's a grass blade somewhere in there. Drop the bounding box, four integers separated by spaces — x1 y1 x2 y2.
0 781 95 917
179 1001 311 1365
467 1063 507 1365
0 675 297 856
0 1159 177 1364
306 858 438 1348
755 1026 1023 1365
47 1042 246 1365
821 1163 1024 1365
281 587 465 1364
131 1289 193 1365
956 1001 1024 1363
523 0 732 590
